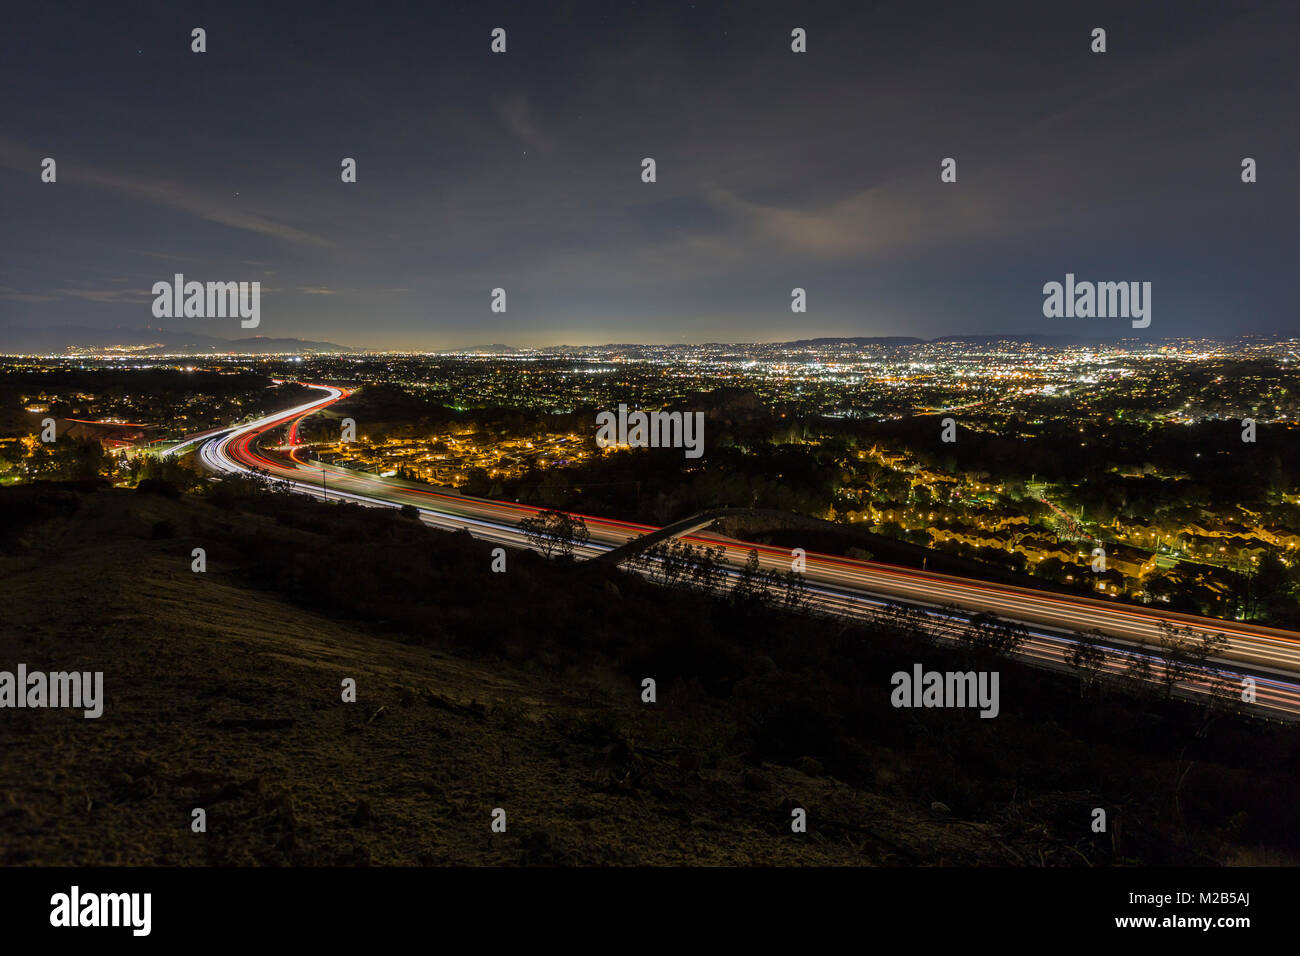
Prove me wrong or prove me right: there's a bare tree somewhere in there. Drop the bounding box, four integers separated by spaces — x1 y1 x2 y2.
1118 650 1156 700
775 568 809 613
731 548 767 606
757 565 809 612
637 538 692 586
518 509 590 560
877 601 943 645
687 543 728 596
1066 628 1109 698
1153 621 1229 700
959 611 1028 659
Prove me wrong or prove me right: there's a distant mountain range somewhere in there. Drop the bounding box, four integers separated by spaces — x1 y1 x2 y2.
0 325 357 355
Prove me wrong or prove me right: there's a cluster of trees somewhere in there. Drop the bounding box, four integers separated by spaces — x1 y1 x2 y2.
1066 621 1233 707
1242 552 1300 627
867 603 1029 660
630 541 810 613
0 368 278 431
856 412 1293 508
504 441 842 523
124 453 206 492
1 436 112 481
869 600 1237 715
960 611 1030 658
295 384 590 448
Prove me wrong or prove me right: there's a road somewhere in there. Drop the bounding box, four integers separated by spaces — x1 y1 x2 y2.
196 383 1300 719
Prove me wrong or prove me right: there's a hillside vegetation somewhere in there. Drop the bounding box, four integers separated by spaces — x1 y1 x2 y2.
0 481 1296 865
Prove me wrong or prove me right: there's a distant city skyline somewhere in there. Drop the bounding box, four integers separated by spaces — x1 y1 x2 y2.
2 0 1296 349
6 326 1300 359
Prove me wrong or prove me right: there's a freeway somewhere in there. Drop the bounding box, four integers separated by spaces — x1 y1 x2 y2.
196 383 1300 719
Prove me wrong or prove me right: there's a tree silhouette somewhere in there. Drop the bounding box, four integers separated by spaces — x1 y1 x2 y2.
959 611 1028 659
518 509 590 559
1066 629 1108 698
1153 621 1229 700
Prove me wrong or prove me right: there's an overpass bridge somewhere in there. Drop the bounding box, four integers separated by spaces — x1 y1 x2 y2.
593 507 811 566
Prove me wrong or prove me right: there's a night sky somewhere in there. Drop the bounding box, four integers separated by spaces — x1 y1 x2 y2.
2 0 1296 349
